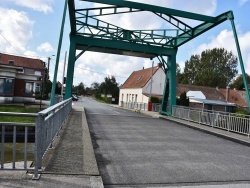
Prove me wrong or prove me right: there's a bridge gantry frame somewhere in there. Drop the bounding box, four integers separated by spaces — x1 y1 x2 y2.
50 0 250 115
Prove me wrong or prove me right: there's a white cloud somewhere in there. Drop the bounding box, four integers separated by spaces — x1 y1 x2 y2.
70 0 218 86
37 42 54 52
239 0 249 6
0 8 33 54
193 30 250 74
12 0 54 14
71 51 153 86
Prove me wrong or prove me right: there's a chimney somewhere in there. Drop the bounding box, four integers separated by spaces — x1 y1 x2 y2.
226 86 230 102
158 62 162 68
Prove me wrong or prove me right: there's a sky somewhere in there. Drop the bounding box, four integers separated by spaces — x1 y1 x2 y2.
0 0 250 88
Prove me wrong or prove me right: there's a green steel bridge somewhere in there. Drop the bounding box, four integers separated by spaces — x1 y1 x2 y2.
50 0 250 115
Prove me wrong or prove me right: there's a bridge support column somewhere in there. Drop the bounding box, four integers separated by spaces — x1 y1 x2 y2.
65 38 76 99
160 52 177 116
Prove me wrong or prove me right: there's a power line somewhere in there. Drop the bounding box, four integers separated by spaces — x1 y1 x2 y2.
0 32 42 60
0 32 24 55
74 65 127 78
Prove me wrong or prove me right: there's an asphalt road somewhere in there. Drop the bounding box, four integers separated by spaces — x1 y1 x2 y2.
79 97 250 188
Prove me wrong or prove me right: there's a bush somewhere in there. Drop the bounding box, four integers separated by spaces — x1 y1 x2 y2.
150 97 160 103
234 108 249 115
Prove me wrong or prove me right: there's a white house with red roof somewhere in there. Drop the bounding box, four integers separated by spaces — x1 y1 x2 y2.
0 53 45 103
119 63 165 106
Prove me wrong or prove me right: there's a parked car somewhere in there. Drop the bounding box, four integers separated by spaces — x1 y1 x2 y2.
72 94 78 101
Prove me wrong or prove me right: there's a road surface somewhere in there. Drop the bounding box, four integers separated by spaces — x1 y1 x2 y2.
77 97 250 188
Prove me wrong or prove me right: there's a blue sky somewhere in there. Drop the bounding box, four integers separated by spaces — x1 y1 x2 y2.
0 0 250 87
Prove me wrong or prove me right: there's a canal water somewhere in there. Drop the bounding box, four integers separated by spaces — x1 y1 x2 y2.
3 143 35 163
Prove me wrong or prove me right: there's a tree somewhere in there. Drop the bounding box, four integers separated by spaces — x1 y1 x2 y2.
179 92 189 106
91 82 100 94
77 82 86 95
100 76 119 98
72 82 86 95
181 48 238 88
230 74 250 90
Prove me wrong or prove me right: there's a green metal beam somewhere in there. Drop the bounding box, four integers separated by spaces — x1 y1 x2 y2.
76 6 142 17
230 19 250 111
68 0 77 34
50 0 68 106
80 0 216 22
65 39 77 99
168 11 232 47
72 35 177 57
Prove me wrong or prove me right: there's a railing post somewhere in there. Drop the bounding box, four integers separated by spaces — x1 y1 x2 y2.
227 114 231 132
33 113 44 180
248 119 250 137
198 111 201 124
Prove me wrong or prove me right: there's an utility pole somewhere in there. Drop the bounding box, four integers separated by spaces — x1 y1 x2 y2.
47 55 55 80
61 51 67 97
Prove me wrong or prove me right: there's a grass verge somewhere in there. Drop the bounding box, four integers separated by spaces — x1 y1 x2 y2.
0 105 40 123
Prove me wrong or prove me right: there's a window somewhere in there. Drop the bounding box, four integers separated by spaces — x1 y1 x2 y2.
34 71 41 76
25 82 34 95
35 84 40 93
0 78 14 95
9 60 14 65
0 79 3 93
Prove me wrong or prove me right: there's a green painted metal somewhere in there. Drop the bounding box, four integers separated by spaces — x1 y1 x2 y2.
50 0 68 106
54 0 249 114
230 19 250 111
65 38 77 99
79 0 216 22
160 53 177 115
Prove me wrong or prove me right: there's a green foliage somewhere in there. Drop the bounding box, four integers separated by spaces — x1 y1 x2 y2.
150 96 160 103
73 82 86 95
230 74 250 90
180 48 238 88
234 108 249 115
90 76 119 104
179 92 189 106
176 98 180 105
0 105 40 123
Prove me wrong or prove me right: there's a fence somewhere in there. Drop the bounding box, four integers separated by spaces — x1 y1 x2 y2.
0 98 72 179
121 102 161 112
172 105 250 137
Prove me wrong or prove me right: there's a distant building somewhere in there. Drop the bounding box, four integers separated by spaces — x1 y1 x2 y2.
177 84 248 112
0 53 45 103
119 63 165 106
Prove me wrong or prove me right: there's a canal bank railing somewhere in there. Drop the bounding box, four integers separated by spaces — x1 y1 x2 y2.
172 105 250 137
0 98 72 179
121 102 161 112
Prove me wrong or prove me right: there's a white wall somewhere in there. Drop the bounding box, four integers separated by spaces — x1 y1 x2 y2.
143 68 165 96
119 68 166 106
119 88 149 106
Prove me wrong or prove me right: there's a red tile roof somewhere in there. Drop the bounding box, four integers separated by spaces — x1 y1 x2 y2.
0 53 44 70
177 84 225 101
121 66 160 89
220 88 248 107
177 84 248 107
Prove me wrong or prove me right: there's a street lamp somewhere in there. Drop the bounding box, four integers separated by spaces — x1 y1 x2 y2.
47 55 55 80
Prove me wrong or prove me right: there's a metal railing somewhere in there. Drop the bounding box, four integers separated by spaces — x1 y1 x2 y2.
0 98 72 179
121 102 161 112
122 102 148 111
172 105 250 137
152 103 161 112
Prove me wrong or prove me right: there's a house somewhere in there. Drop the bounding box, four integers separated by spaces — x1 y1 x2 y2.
177 84 248 112
119 63 165 106
0 53 45 103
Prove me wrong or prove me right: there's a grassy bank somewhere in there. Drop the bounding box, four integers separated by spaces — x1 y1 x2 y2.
0 105 40 123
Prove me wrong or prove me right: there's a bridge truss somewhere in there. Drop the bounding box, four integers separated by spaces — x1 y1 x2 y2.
50 0 250 115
